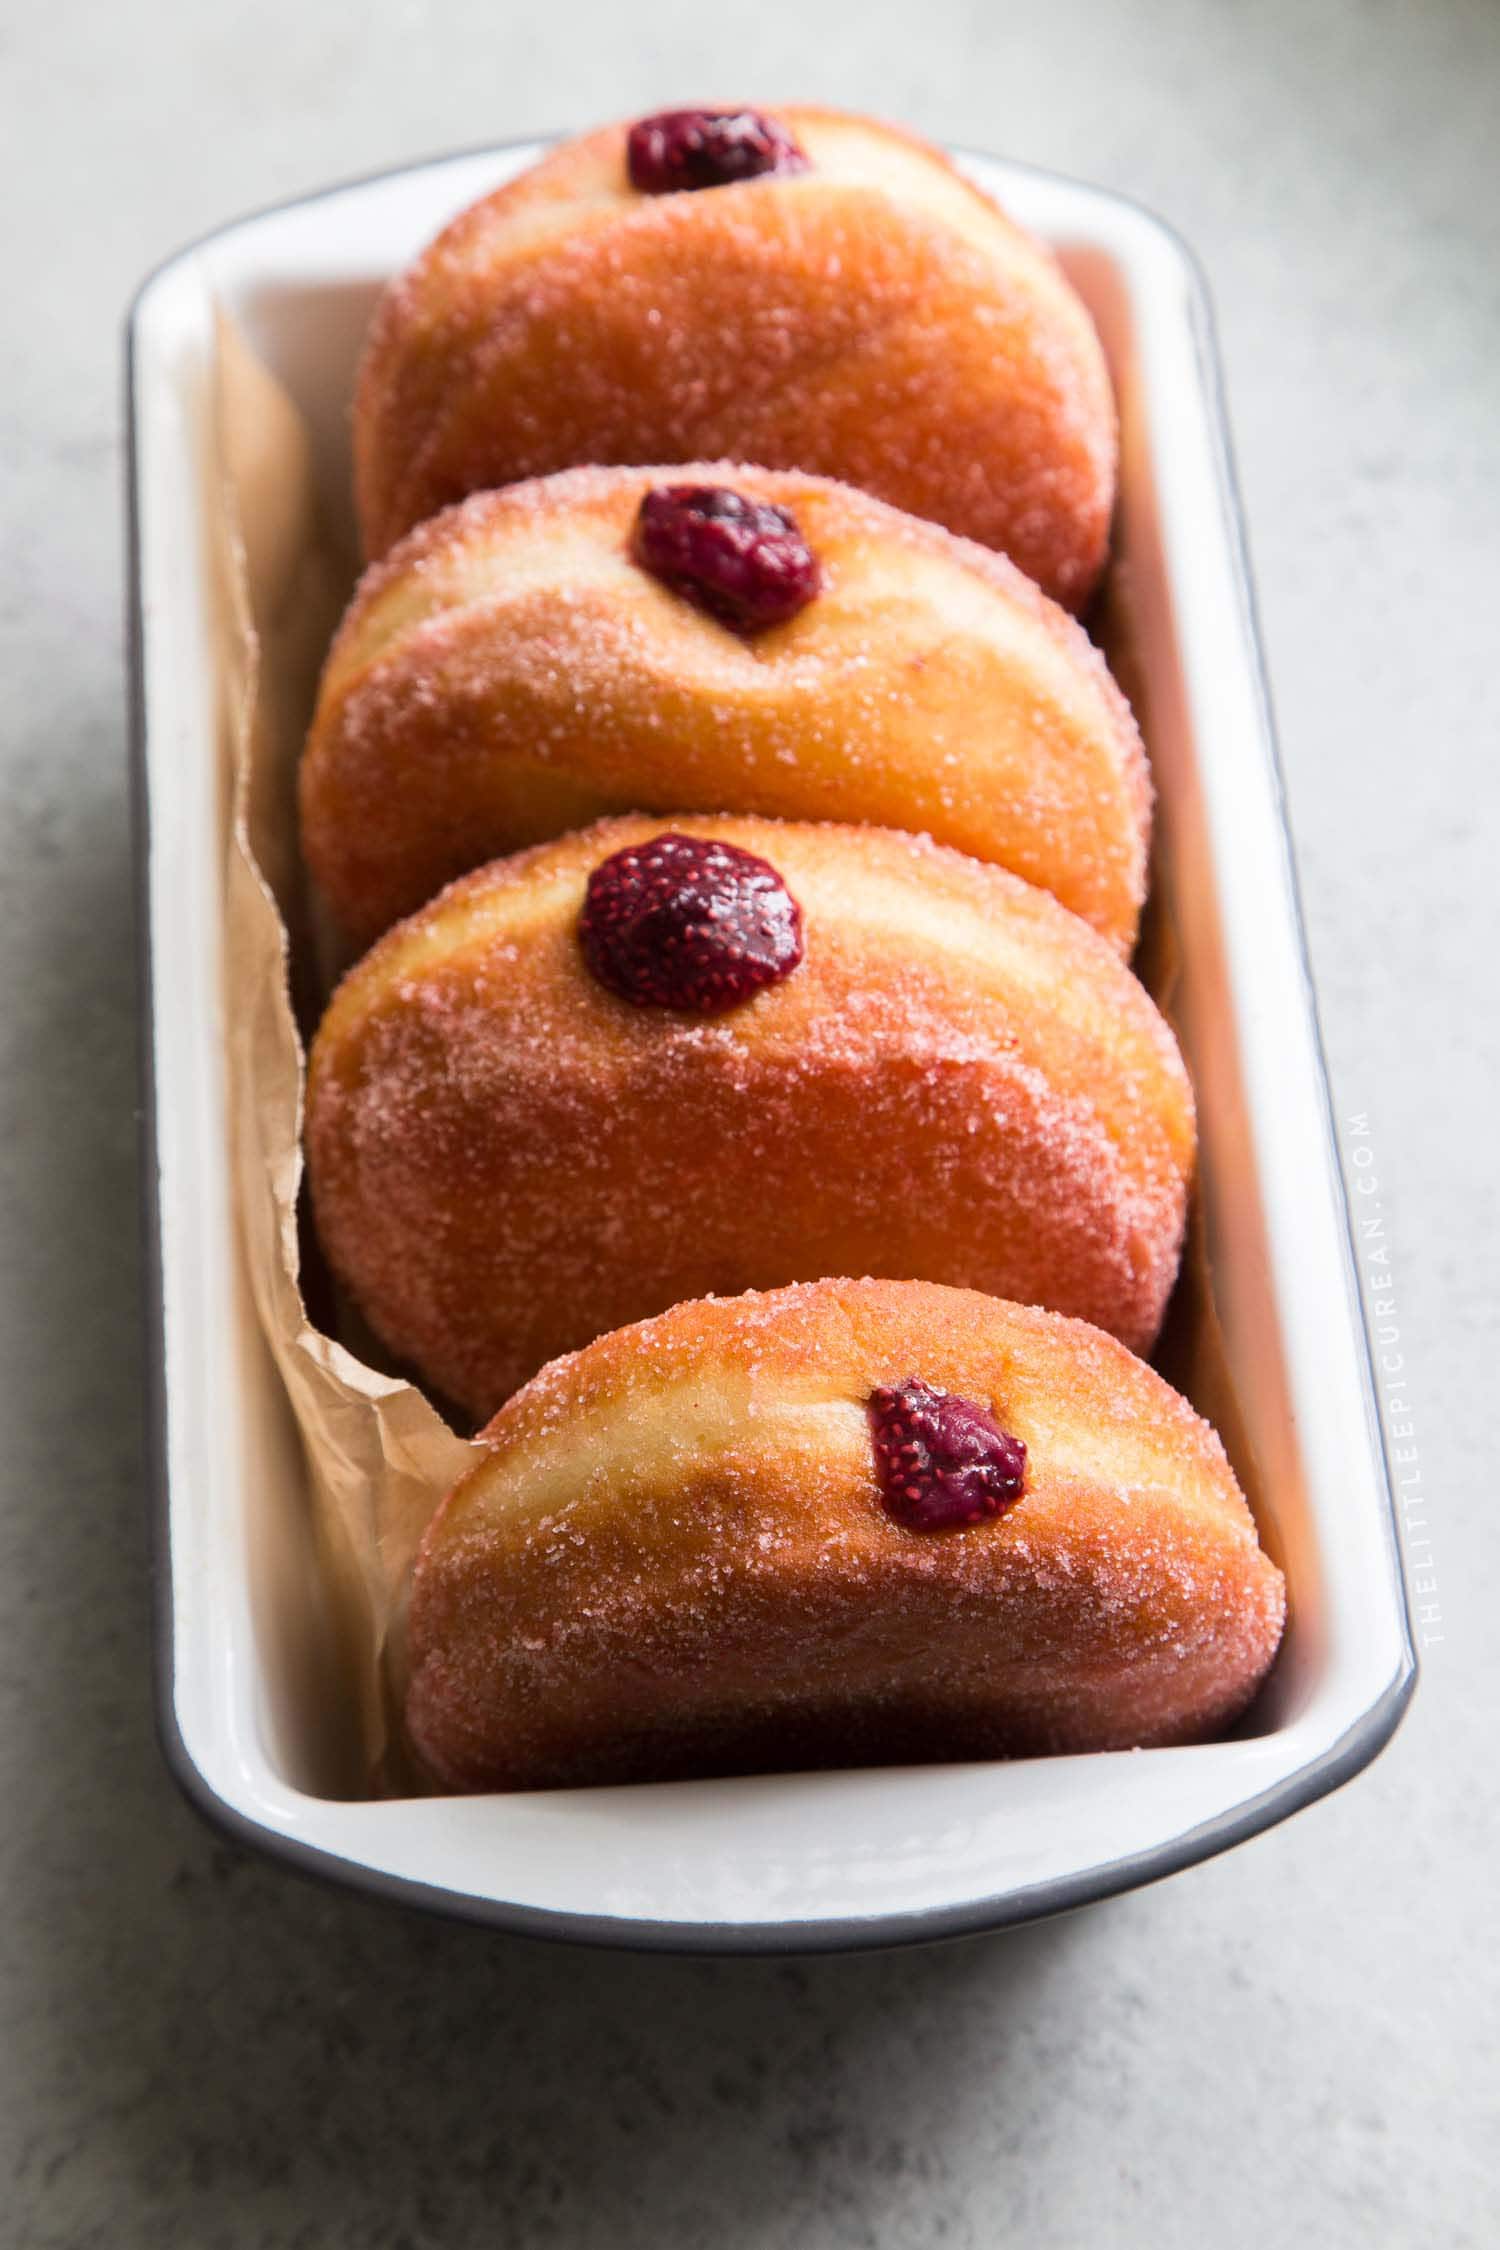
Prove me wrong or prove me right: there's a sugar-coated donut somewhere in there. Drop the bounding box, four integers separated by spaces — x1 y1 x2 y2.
301 464 1150 953
353 106 1116 604
403 1278 1286 1791
306 815 1194 1421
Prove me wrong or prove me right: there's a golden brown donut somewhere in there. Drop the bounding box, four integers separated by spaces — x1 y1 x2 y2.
353 105 1116 604
403 1279 1286 1791
305 815 1194 1420
301 464 1150 954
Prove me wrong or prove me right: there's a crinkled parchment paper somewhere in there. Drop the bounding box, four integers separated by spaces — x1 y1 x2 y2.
211 311 476 1778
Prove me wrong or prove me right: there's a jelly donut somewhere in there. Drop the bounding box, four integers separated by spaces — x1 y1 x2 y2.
403 1279 1287 1791
300 464 1150 953
353 105 1116 604
305 815 1194 1420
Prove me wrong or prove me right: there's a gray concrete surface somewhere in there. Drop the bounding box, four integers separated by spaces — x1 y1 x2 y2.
2 1 1494 2243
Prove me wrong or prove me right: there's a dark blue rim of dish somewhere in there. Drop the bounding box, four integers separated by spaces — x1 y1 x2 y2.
122 137 1418 1957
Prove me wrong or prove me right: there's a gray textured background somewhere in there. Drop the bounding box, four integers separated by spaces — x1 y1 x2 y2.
3 2 1494 2243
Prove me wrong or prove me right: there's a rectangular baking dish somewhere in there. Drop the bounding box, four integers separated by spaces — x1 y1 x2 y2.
126 140 1415 1950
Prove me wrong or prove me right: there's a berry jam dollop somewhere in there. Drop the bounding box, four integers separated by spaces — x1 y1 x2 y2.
868 1379 1028 1532
579 832 805 1013
626 108 810 195
632 484 822 634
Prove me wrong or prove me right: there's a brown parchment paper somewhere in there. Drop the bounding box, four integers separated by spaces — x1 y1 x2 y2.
205 308 1268 1794
211 310 476 1777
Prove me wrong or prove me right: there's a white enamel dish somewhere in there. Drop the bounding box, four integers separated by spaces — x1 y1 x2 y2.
126 140 1415 1951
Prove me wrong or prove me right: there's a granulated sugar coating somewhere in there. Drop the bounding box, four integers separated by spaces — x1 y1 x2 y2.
300 461 1148 951
305 815 1194 1422
352 106 1115 605
402 1279 1285 1791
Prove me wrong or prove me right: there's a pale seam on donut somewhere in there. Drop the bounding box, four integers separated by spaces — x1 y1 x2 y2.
393 112 1086 346
315 834 1182 1172
320 500 1126 764
438 1374 1245 1553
